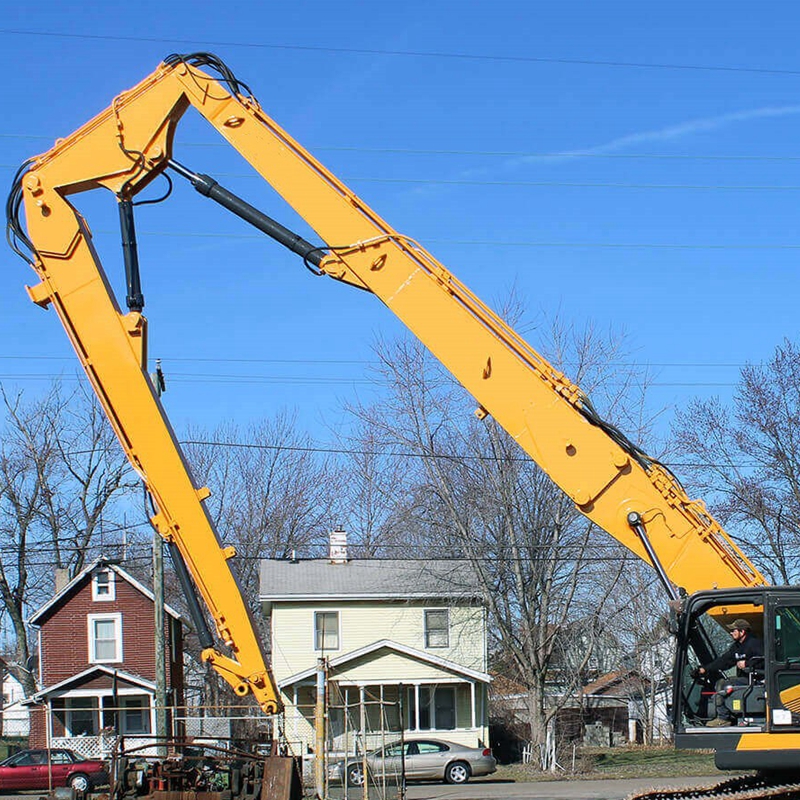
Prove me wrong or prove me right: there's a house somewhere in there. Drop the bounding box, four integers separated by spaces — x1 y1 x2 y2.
260 547 491 754
1 661 30 739
490 667 671 758
24 560 185 757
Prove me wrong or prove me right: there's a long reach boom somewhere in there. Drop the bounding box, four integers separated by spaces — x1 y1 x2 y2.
6 53 765 713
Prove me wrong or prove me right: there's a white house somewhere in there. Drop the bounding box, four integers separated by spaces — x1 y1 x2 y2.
260 551 490 754
1 666 30 738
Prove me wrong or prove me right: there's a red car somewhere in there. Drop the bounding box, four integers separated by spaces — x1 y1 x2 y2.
0 748 108 791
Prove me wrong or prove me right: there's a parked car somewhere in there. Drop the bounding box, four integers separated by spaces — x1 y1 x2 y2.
328 738 496 786
0 748 108 791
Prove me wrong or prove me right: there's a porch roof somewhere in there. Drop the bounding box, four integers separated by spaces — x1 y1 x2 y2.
25 665 156 704
279 638 491 689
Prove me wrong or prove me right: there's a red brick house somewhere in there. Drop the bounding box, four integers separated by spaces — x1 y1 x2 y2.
25 560 185 756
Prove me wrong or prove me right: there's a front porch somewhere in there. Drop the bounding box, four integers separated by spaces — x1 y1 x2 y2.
27 666 162 757
280 640 491 754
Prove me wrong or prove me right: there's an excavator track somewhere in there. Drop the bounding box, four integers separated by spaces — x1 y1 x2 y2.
630 775 800 800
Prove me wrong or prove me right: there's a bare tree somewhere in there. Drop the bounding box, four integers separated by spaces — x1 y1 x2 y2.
603 561 674 744
0 382 135 694
184 411 336 613
331 417 416 557
672 338 800 583
342 315 654 766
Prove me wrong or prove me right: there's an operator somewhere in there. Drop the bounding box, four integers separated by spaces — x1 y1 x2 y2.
696 618 763 727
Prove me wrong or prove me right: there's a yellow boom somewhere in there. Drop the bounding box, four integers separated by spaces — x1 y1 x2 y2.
7 53 765 712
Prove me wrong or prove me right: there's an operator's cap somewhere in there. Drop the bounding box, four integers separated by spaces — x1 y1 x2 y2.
727 618 751 631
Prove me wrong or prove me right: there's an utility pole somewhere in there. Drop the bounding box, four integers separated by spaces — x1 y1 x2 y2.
152 359 168 755
314 658 327 800
154 532 168 755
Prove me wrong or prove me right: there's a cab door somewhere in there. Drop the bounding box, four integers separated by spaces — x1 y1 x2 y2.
767 593 800 731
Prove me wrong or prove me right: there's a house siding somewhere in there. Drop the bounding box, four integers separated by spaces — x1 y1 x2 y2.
332 652 473 683
37 576 178 689
27 562 185 752
272 601 485 683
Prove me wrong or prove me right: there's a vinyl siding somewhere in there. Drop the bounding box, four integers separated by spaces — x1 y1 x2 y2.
270 600 486 682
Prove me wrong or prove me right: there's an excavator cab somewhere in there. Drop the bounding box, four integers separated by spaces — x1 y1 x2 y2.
673 587 800 770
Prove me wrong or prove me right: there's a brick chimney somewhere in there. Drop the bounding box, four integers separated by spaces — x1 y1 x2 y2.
54 567 71 594
329 528 348 564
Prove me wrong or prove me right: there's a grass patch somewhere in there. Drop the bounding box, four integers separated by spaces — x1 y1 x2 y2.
585 746 717 778
493 746 720 782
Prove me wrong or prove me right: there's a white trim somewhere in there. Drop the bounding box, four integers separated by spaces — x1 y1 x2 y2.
333 676 467 687
26 665 156 703
263 593 483 602
47 687 154 699
279 638 491 688
87 613 123 664
470 681 476 729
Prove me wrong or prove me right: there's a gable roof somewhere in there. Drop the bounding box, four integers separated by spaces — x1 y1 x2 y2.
260 559 483 604
279 639 492 688
28 558 184 626
25 665 156 703
582 670 650 697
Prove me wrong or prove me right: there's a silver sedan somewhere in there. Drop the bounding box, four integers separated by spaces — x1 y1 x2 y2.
328 738 497 786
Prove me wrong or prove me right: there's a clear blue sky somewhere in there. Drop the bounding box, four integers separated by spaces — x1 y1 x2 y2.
2 2 799 447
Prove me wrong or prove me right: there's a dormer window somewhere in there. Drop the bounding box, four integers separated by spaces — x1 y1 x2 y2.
92 568 115 601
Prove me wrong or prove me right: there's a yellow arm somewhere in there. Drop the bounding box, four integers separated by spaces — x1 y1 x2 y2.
9 55 764 693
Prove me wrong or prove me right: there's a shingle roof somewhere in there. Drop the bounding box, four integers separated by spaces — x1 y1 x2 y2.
259 558 483 602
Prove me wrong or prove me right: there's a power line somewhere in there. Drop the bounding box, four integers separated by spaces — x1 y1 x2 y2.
33 226 800 251
0 355 765 368
8 160 800 191
179 437 764 470
3 133 800 162
0 372 743 388
0 29 797 77
342 177 800 191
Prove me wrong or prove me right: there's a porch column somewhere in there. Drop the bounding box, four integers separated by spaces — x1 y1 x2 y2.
292 687 299 743
149 693 157 739
414 684 420 731
470 682 476 729
46 702 53 749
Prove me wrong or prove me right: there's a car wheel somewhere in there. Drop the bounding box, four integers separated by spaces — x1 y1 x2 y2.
444 761 470 784
69 773 91 792
346 764 366 787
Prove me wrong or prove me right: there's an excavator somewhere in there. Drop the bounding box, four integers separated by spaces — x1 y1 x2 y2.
7 52 800 799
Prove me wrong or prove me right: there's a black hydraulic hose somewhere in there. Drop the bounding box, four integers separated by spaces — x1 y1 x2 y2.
168 159 325 267
167 540 215 650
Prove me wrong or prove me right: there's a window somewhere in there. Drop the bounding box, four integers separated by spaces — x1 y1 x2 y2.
65 698 99 736
406 686 456 730
88 613 122 663
425 609 449 648
92 568 115 601
314 611 339 651
417 740 448 754
120 696 151 735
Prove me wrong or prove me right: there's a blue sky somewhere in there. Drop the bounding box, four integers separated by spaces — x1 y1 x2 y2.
2 2 800 449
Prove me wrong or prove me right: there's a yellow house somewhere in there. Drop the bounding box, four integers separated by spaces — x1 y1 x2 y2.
259 556 491 752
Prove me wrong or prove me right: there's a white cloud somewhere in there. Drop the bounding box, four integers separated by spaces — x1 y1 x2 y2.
528 105 800 164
